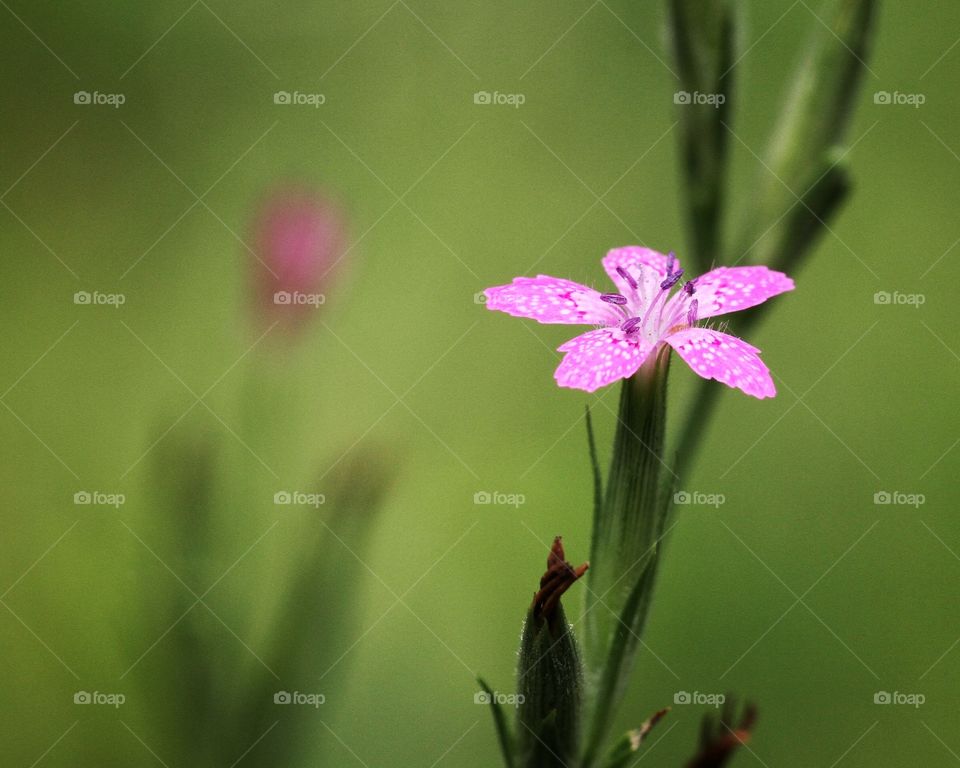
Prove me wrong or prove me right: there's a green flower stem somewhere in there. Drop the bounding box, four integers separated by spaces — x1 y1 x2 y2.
581 347 673 767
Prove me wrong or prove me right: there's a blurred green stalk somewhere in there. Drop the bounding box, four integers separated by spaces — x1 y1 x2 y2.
676 0 878 478
667 0 737 275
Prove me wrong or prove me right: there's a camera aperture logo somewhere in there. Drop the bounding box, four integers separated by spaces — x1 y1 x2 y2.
74 91 125 108
274 690 325 708
273 91 326 108
74 690 125 708
74 491 125 509
873 491 925 508
474 690 524 708
473 90 525 108
74 290 126 307
873 290 925 308
274 490 326 508
474 291 523 306
674 91 725 108
673 490 725 508
874 690 924 708
473 490 526 508
273 290 325 307
874 91 925 108
674 691 725 708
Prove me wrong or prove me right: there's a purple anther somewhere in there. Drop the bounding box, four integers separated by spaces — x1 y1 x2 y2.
621 316 643 334
683 279 696 295
616 266 638 291
600 293 628 305
666 251 676 274
659 268 684 290
687 299 699 326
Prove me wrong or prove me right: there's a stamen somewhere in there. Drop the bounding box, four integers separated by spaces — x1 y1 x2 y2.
684 279 696 295
666 251 676 274
687 299 699 326
600 293 628 305
659 268 684 290
640 284 670 329
621 316 642 334
616 266 638 291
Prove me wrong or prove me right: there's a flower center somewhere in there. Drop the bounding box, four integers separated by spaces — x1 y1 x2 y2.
614 262 698 343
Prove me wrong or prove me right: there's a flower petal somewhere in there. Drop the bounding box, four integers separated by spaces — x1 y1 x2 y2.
602 246 678 299
555 328 653 393
666 328 775 399
688 266 794 319
484 276 619 325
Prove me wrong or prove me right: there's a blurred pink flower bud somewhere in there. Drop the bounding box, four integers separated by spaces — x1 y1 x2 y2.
251 185 348 328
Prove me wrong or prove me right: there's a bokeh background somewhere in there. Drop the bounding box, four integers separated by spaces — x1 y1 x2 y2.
1 2 958 765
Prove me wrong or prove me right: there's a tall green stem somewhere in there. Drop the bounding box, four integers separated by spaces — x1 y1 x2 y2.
581 348 673 767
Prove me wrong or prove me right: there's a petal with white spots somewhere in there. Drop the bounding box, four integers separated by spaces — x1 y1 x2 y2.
555 328 654 393
688 266 794 319
484 276 619 325
666 328 776 399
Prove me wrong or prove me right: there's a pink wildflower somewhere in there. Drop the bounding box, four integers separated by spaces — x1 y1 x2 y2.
252 186 347 327
484 247 794 398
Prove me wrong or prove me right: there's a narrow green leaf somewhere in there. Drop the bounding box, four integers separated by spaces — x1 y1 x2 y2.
477 676 516 768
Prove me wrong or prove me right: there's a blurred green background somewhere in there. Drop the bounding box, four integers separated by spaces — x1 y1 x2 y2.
1 1 958 765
